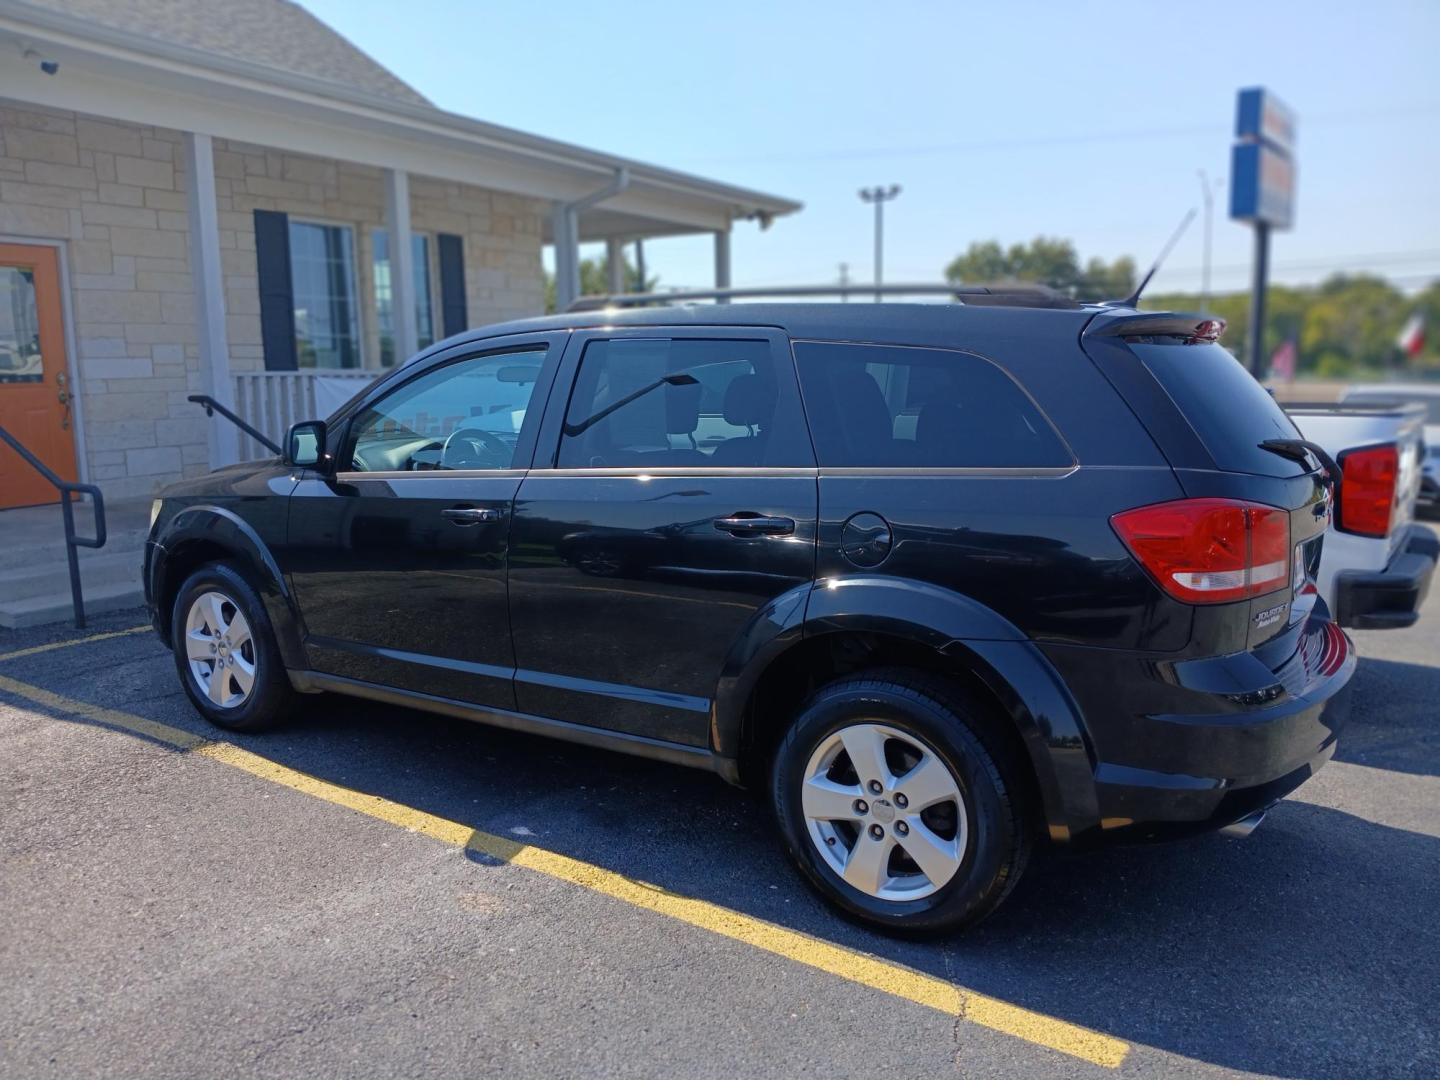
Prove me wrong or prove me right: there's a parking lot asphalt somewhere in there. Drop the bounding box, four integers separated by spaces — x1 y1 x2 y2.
1 591 1437 1079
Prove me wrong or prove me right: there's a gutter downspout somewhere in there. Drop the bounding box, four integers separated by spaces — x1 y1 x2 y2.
553 167 630 311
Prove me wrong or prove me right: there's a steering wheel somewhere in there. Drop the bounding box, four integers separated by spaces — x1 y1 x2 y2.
440 427 511 470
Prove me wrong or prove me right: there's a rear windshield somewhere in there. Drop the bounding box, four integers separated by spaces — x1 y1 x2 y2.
1129 339 1302 476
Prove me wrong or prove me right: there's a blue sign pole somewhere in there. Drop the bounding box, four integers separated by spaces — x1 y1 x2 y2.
1230 88 1297 376
1248 222 1270 377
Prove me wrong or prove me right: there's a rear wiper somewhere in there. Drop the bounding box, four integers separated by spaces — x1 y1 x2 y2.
562 372 699 437
1258 438 1340 487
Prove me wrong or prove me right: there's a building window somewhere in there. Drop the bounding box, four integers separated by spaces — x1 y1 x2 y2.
289 221 361 369
373 230 435 367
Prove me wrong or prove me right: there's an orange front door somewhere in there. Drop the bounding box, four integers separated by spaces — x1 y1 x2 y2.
0 243 77 510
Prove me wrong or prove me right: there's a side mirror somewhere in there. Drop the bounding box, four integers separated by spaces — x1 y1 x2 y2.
285 419 327 468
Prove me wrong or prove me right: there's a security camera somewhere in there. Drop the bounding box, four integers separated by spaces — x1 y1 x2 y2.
21 48 58 75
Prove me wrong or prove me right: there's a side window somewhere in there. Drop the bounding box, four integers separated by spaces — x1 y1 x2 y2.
557 337 812 468
345 348 546 472
793 341 1071 468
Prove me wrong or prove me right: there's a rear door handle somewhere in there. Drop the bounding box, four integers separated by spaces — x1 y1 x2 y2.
442 506 504 526
713 513 795 536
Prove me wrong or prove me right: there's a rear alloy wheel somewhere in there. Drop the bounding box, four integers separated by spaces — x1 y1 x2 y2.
170 562 294 733
772 670 1031 935
801 723 966 901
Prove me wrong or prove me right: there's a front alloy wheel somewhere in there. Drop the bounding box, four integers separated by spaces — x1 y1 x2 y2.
171 561 293 733
183 590 257 708
801 723 967 900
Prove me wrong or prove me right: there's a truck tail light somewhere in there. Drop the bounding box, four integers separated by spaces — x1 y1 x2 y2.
1337 444 1398 538
1111 498 1291 604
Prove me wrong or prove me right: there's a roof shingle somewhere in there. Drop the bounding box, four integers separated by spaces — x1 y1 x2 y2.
40 0 430 106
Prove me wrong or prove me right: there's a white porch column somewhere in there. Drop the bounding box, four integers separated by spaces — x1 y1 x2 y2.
183 131 236 468
384 168 418 362
605 236 625 295
713 226 732 302
551 201 577 311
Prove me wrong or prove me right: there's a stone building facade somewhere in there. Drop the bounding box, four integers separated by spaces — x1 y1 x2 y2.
1 99 544 500
0 0 797 510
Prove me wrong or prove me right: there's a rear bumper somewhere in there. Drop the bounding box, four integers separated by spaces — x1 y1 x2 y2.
1334 523 1438 629
1041 618 1355 845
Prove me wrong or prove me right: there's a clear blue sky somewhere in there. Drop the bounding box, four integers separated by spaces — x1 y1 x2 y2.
302 0 1439 296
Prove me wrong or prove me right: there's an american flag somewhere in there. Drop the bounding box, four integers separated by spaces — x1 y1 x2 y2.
1269 338 1297 382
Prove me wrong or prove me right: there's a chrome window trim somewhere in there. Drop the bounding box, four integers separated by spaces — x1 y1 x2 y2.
817 465 1080 479
333 468 529 482
332 464 1080 481
532 466 819 479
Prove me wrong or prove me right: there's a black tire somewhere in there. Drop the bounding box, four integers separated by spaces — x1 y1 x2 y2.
771 668 1031 936
170 561 295 733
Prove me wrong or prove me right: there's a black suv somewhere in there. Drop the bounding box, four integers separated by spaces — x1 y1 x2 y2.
145 300 1354 933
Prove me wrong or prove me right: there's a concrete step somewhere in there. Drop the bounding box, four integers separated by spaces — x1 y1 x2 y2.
0 549 144 603
3 527 151 572
0 579 146 630
0 498 152 572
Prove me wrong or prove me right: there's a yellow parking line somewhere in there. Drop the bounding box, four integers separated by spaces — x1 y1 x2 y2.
0 674 1129 1069
0 625 152 665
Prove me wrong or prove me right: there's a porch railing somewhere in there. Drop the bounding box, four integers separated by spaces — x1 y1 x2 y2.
230 371 379 459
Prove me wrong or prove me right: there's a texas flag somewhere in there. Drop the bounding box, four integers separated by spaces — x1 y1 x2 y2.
1397 313 1426 359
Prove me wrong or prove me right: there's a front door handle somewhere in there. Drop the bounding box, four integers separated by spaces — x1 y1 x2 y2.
713 513 795 536
442 506 504 526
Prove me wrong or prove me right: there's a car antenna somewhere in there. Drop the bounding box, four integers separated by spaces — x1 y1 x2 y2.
1106 207 1198 309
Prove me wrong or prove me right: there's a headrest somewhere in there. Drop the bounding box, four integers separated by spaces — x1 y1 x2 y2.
723 374 770 427
665 379 702 435
829 366 892 448
915 399 964 449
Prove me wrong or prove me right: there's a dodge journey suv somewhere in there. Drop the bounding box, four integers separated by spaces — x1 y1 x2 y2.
145 298 1354 933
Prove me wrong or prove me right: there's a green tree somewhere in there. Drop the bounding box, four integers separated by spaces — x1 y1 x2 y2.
944 236 1135 300
1146 273 1431 378
545 254 657 313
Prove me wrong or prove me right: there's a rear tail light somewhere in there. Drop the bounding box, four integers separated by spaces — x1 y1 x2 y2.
1111 498 1291 604
1337 444 1398 538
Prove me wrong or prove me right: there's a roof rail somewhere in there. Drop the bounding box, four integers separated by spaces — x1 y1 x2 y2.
566 282 1077 312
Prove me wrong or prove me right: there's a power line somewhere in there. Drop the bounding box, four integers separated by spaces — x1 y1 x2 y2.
1160 249 1440 279
678 103 1440 166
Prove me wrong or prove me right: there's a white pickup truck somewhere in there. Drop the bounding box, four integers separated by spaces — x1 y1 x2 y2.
1286 399 1438 629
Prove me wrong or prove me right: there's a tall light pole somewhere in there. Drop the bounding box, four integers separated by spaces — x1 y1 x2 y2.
859 185 901 301
1197 169 1223 313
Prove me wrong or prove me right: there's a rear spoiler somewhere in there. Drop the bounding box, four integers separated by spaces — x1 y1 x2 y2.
1084 311 1225 343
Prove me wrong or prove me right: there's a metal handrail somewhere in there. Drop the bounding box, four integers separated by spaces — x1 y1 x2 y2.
0 423 106 628
187 394 282 454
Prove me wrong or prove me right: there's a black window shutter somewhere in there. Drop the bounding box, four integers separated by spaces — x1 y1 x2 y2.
254 209 297 371
437 233 467 338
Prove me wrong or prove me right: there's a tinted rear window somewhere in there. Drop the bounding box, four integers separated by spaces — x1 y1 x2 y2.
794 341 1071 468
1129 340 1301 476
